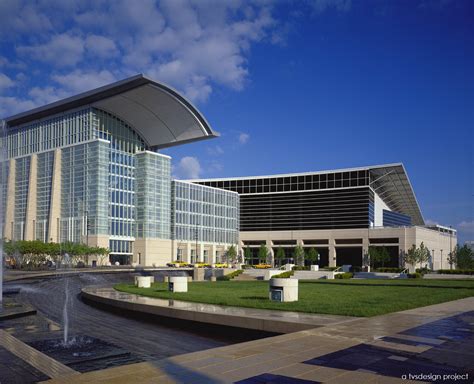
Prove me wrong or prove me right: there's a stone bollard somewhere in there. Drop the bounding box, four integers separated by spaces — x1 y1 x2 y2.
210 276 217 282
163 276 169 283
187 276 193 282
169 276 188 292
137 276 152 288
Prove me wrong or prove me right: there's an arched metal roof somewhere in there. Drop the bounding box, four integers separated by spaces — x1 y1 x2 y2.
4 74 218 149
190 163 425 226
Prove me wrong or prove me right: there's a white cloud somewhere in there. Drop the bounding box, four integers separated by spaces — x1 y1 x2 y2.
3 0 283 111
208 161 224 173
174 156 202 179
311 0 352 14
0 1 53 38
207 145 225 156
239 133 250 144
457 221 474 235
28 86 69 106
85 35 119 58
0 96 37 118
51 69 117 93
0 74 14 90
17 33 85 67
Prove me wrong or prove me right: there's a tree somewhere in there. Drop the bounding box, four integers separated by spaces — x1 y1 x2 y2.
447 252 456 270
369 246 390 268
307 248 319 265
258 244 268 264
227 245 237 265
368 246 380 268
276 247 286 267
417 242 430 268
294 245 305 267
454 245 473 269
244 247 252 265
404 242 430 271
404 244 418 271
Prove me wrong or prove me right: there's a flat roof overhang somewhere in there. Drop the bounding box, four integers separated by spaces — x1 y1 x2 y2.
4 74 218 149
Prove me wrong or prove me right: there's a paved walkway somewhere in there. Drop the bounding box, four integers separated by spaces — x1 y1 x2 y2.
82 287 356 333
41 297 474 383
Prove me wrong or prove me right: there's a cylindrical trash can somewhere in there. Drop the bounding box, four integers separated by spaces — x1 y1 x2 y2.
269 278 298 302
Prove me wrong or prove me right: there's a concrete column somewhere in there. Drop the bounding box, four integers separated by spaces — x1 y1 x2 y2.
171 239 178 262
24 154 38 240
329 239 336 267
185 242 192 263
198 243 204 263
48 149 62 243
4 159 16 240
210 244 216 264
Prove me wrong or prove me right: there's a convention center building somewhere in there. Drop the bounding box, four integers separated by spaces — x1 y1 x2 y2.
191 165 457 270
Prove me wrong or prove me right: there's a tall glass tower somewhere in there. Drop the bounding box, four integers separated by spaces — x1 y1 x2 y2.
1 75 239 266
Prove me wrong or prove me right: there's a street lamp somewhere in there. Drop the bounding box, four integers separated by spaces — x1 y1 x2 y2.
449 226 453 270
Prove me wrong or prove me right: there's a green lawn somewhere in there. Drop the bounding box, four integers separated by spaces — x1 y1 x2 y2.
114 279 474 317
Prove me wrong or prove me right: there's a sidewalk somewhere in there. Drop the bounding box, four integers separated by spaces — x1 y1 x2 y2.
41 297 474 383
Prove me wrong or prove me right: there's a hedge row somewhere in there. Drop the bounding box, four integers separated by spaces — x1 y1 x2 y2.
272 271 294 278
216 269 244 281
335 272 353 279
437 269 474 275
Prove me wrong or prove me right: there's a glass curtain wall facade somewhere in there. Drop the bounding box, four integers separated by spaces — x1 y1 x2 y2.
172 180 239 245
3 106 240 265
4 107 149 249
135 152 171 239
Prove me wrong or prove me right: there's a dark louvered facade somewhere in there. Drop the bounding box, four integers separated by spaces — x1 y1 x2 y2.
195 170 377 231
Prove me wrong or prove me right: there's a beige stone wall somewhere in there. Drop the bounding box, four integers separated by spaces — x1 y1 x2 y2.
239 226 456 270
48 148 62 243
174 242 232 264
134 238 173 266
4 159 16 240
24 154 37 240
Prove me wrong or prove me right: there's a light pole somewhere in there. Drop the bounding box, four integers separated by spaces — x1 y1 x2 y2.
449 225 453 270
194 225 198 264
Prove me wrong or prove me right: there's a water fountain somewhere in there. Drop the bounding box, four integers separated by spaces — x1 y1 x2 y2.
59 252 72 345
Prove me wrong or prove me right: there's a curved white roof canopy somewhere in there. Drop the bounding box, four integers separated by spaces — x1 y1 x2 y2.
5 74 218 149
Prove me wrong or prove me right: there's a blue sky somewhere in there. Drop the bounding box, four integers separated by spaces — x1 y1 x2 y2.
0 0 472 243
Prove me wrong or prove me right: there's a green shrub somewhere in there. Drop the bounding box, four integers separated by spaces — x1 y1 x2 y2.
437 269 474 275
416 267 431 275
407 272 422 279
292 265 310 271
272 271 294 278
335 272 353 279
241 264 252 269
351 266 362 272
216 269 244 281
375 267 404 273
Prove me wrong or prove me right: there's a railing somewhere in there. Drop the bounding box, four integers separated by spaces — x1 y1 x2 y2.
399 268 408 275
333 266 342 273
